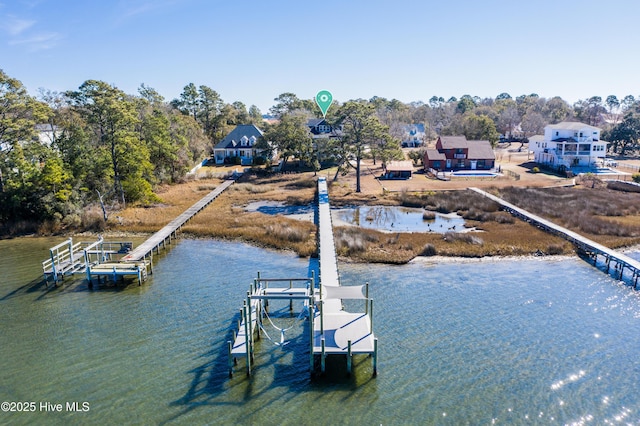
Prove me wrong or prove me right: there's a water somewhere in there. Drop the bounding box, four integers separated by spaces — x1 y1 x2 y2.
334 205 465 233
2 237 640 425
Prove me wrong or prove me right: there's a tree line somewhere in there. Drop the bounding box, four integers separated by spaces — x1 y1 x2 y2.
2 67 640 235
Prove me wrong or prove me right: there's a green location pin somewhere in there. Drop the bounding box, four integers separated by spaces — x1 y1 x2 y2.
315 90 333 117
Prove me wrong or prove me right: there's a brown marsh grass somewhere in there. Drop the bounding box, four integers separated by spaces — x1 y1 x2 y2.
108 169 639 263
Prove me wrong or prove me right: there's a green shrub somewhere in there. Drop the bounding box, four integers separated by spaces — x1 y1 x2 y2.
532 166 540 173
632 173 640 183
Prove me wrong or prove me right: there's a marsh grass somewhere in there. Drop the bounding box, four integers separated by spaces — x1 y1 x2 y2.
497 186 640 247
107 170 638 263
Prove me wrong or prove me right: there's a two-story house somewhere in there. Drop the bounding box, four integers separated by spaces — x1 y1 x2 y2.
423 136 495 172
213 124 267 165
529 122 608 169
401 124 425 147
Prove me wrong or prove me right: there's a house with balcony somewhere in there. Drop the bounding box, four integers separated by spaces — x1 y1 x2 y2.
529 122 608 169
423 136 495 172
212 124 268 165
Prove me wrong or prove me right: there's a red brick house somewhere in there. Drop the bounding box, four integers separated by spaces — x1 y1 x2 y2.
423 136 495 172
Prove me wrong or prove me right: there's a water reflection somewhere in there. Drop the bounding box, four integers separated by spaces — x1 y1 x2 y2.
333 205 466 233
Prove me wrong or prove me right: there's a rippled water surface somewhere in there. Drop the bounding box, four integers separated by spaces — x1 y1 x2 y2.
1 237 640 425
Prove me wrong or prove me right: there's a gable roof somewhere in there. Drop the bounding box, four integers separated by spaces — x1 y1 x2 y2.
438 136 469 149
466 140 495 160
214 124 263 150
424 148 446 161
307 118 326 127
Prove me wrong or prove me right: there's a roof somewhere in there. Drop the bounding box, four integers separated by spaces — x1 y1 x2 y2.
214 124 263 150
467 140 495 160
307 118 326 127
528 135 544 143
386 160 414 172
546 121 600 132
438 136 469 149
424 148 446 161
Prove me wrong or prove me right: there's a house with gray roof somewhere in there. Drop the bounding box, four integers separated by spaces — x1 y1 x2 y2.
212 124 268 165
423 136 495 172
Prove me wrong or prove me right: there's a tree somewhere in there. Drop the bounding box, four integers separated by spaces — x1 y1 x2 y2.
67 80 155 205
608 112 640 155
520 111 545 139
496 92 512 100
264 112 313 169
0 69 51 222
457 95 476 114
542 97 571 123
269 92 303 117
248 105 262 124
463 114 499 146
497 106 520 139
333 101 394 192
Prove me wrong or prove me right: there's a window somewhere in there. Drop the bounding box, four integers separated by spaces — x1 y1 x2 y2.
555 132 559 136
249 136 256 146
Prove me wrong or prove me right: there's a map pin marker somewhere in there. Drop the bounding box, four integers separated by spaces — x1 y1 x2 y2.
315 90 333 118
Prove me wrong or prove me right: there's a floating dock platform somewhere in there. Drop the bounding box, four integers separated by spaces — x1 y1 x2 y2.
42 237 150 285
228 177 377 378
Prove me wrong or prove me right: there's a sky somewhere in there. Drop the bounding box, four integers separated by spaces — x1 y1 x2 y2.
1 0 639 113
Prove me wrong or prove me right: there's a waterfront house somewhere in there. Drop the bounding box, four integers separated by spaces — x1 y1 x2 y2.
307 118 343 138
212 124 269 165
401 124 425 147
423 136 495 172
529 121 608 169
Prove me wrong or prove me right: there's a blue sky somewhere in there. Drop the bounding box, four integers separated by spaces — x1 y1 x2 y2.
1 0 639 113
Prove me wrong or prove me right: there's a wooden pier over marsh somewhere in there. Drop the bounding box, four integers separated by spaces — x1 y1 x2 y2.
122 178 236 262
471 187 640 288
227 177 378 378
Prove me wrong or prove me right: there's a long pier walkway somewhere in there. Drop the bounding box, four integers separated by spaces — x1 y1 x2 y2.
471 187 640 287
123 178 235 262
43 177 236 286
227 177 377 378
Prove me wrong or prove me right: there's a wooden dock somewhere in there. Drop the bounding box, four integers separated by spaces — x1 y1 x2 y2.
43 177 236 286
42 237 150 285
471 187 640 287
122 178 235 262
227 177 377 378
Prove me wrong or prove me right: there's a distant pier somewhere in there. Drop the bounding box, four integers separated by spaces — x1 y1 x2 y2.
43 176 236 286
471 187 640 288
228 177 378 378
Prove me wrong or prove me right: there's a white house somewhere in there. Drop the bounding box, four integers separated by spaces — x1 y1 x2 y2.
213 124 267 165
401 124 425 147
530 122 608 169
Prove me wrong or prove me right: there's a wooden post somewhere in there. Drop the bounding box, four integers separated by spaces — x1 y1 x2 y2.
243 303 251 377
321 337 326 373
309 296 315 374
365 282 369 314
347 340 352 375
246 291 253 361
373 338 378 377
369 299 374 334
227 341 233 378
289 279 293 311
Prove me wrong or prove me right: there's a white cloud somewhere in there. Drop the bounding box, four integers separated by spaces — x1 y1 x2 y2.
8 31 62 50
1 15 36 35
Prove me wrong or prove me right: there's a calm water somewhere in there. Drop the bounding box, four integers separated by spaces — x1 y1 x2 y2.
1 237 640 425
334 205 465 233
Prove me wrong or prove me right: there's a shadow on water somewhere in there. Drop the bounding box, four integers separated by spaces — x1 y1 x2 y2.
0 276 50 300
167 302 373 424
